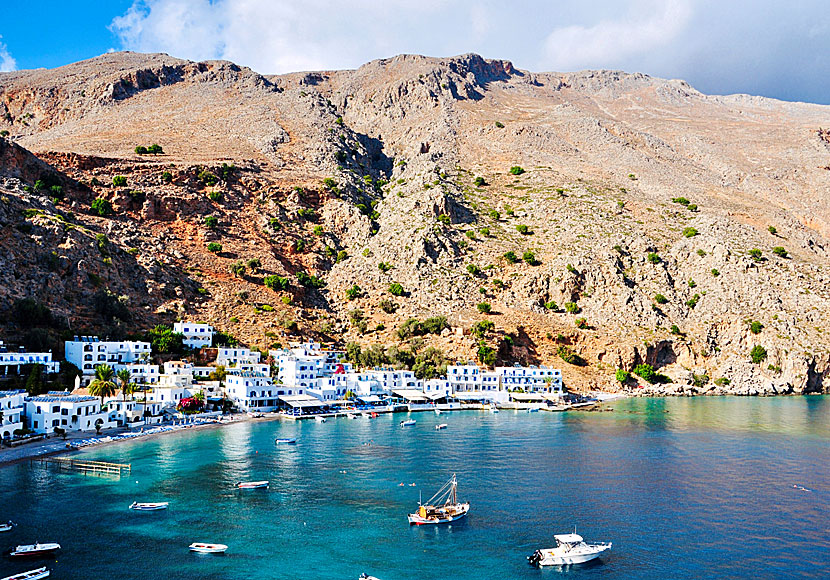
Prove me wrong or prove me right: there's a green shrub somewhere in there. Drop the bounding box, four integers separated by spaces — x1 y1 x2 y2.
748 248 762 261
230 262 246 277
297 271 325 288
477 343 496 366
686 294 700 309
148 144 163 155
574 318 588 329
564 302 579 314
323 177 337 189
437 214 451 225
749 320 763 334
471 320 494 338
633 363 671 384
346 284 362 300
50 185 64 198
692 373 709 388
112 175 127 187
566 263 577 274
628 173 637 180
647 252 661 264
207 242 222 253
135 145 148 155
161 171 173 183
492 279 504 289
378 262 392 273
544 301 558 311
495 121 504 128
516 224 530 235
772 246 788 258
422 316 449 334
711 268 720 277
204 216 218 229
264 275 290 291
379 299 397 313
313 225 324 236
522 251 536 265
654 294 668 305
294 239 307 252
336 250 348 263
389 283 404 296
90 198 113 217
714 377 731 386
281 296 292 305
557 346 586 366
489 210 500 220
683 227 698 238
768 226 777 235
687 204 698 212
247 258 261 270
750 345 768 364
208 191 223 202
509 166 525 175
479 227 490 237
503 251 519 264
615 369 631 383
297 208 317 221
198 171 219 186
670 324 681 335
697 249 706 257
467 264 480 276
671 197 690 206
269 217 281 231
477 302 492 314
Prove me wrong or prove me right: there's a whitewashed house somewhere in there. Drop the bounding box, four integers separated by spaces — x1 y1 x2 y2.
224 372 279 412
447 364 506 402
113 362 160 385
0 342 60 375
0 390 26 439
216 346 261 367
173 322 215 349
497 365 563 395
65 336 152 378
25 392 113 433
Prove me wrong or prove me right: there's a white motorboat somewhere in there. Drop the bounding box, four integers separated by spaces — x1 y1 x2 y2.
527 407 539 413
435 423 448 430
236 481 269 489
489 404 499 413
5 544 61 558
0 521 15 533
129 502 169 511
528 533 612 566
1 567 50 580
315 416 327 423
346 413 358 419
359 574 381 580
407 474 469 525
400 419 416 427
434 408 442 416
189 543 227 553
275 437 297 444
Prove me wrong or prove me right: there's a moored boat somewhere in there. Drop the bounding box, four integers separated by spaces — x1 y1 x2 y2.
129 502 169 511
1 566 50 580
434 408 442 416
315 416 327 423
358 574 381 580
407 474 469 525
5 544 61 558
0 521 15 533
346 413 358 419
275 437 297 444
189 543 228 553
236 481 269 489
527 533 611 566
435 423 448 430
400 419 416 427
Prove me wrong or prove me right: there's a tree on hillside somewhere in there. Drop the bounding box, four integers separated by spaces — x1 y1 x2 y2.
88 364 118 409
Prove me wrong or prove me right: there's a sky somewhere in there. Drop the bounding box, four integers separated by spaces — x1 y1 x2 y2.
1 0 830 104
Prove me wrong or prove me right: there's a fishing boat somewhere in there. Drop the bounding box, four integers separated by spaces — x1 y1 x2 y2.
189 543 227 553
400 419 416 427
129 502 169 511
236 481 269 489
315 416 327 423
1 567 50 580
435 423 448 430
527 533 612 566
275 437 297 444
5 544 61 558
407 474 469 525
0 521 15 533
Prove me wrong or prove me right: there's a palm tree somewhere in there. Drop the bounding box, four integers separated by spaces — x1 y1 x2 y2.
88 364 118 411
116 369 135 402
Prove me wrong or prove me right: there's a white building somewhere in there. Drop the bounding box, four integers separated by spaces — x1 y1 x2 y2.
0 390 26 439
216 347 261 367
224 372 280 412
447 364 505 401
273 342 351 395
113 362 160 385
497 365 563 395
0 342 60 375
423 378 452 397
25 392 113 433
173 322 215 350
65 336 152 376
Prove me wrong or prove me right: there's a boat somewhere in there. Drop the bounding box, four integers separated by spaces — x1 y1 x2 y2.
434 408 442 416
358 574 381 580
275 437 297 444
527 533 612 566
489 404 499 413
346 413 358 419
1 567 50 580
400 419 416 427
0 521 15 533
527 407 539 413
407 474 469 525
189 543 228 553
129 502 169 511
435 423 448 430
247 412 263 418
4 544 61 558
315 416 327 423
236 481 269 489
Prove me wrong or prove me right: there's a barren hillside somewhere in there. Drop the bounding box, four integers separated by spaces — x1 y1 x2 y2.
1 52 829 395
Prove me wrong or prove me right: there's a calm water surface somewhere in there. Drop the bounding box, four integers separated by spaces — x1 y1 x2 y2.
1 396 828 580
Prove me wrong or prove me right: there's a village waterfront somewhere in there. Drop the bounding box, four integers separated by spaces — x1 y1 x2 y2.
0 396 828 580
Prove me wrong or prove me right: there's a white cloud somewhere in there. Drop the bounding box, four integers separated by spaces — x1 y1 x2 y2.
541 0 693 71
0 36 16 72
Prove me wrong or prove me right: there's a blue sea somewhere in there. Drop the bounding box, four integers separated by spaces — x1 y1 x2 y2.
1 396 829 579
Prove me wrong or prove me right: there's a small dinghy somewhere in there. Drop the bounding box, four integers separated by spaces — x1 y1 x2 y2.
359 574 381 580
237 481 269 489
0 521 16 533
315 416 327 423
434 408 442 416
527 407 539 413
129 502 169 511
275 438 296 444
5 543 61 558
528 533 612 566
399 419 416 427
1 567 50 580
189 543 227 554
435 423 448 430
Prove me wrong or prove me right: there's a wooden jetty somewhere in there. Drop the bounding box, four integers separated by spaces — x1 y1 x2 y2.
31 456 131 476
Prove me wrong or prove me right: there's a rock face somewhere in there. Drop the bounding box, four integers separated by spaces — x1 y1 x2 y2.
1 52 829 395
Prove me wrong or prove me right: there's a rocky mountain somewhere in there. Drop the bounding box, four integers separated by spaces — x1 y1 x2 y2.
1 51 829 395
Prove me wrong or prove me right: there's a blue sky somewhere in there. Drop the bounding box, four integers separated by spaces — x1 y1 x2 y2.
2 0 830 105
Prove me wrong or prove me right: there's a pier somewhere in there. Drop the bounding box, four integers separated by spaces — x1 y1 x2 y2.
30 456 131 476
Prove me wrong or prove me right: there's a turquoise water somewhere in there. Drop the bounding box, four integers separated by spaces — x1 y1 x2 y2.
1 396 829 579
